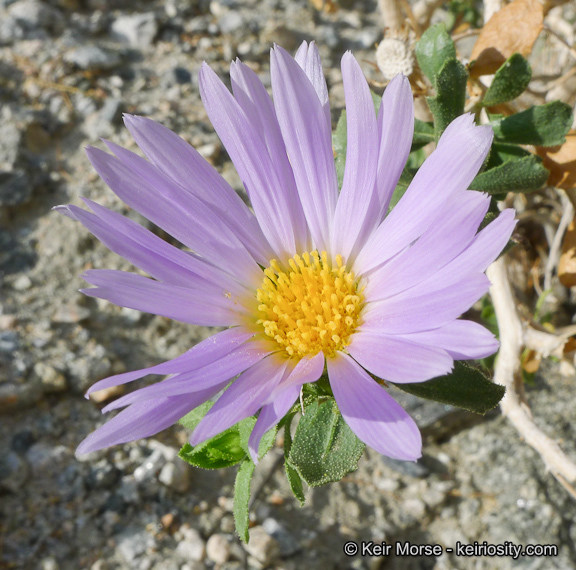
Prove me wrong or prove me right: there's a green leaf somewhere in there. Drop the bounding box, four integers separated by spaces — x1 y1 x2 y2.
282 413 306 505
285 461 306 504
406 147 426 170
490 101 573 147
415 24 457 86
179 427 247 470
427 58 468 137
333 92 382 189
237 417 256 455
333 109 347 188
238 416 278 462
470 154 549 193
178 401 213 431
387 167 413 213
486 142 531 169
412 119 436 149
371 90 382 113
288 399 365 487
391 361 505 414
482 54 531 107
234 458 255 543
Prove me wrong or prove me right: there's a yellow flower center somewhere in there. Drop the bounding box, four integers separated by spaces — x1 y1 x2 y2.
256 251 365 358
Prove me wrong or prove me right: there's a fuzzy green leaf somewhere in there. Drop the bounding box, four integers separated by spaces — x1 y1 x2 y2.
471 154 549 193
234 458 255 543
333 91 382 189
482 53 531 107
415 24 457 86
427 58 468 137
282 413 306 505
391 361 505 414
490 101 573 147
387 167 414 213
486 142 531 169
332 109 347 188
178 428 246 470
178 401 213 431
371 90 382 113
288 399 365 487
238 416 278 462
412 119 436 149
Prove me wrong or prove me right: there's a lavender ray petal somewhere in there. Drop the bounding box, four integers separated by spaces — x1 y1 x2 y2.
61 202 250 300
268 350 325 396
294 41 331 131
76 392 213 456
445 208 517 275
331 52 379 262
82 199 251 295
86 327 256 395
369 208 516 307
122 115 274 266
362 273 491 334
364 209 515 314
190 354 288 446
199 63 307 259
248 384 300 464
270 45 338 252
247 350 324 462
354 116 493 274
348 331 454 383
364 190 490 301
399 320 499 360
86 145 261 286
327 352 422 460
81 269 250 327
373 74 414 224
230 59 310 253
102 340 272 411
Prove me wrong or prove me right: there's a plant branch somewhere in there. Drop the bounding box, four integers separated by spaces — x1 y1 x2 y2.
487 257 576 489
544 191 574 291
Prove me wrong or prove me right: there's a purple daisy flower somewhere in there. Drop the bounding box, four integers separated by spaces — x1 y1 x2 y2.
57 42 515 462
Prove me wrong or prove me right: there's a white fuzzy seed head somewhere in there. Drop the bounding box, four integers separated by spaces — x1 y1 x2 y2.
376 37 415 80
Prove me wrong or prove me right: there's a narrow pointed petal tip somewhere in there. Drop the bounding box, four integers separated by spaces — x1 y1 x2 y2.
52 204 75 219
439 113 494 158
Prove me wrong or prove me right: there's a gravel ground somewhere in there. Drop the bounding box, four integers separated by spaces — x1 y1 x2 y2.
2 0 576 569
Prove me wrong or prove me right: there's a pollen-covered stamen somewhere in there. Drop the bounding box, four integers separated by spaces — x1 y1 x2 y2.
256 251 365 358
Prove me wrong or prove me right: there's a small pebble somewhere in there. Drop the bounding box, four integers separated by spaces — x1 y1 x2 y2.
244 526 280 566
206 533 230 564
64 45 121 71
158 460 191 493
176 526 205 561
111 13 158 47
0 171 32 207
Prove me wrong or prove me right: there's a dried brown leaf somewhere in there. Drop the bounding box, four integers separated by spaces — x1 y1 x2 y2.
469 0 544 77
564 337 576 355
536 131 576 191
522 349 542 374
559 219 576 288
309 0 338 13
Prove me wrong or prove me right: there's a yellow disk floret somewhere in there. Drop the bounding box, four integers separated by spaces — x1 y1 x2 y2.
256 251 365 358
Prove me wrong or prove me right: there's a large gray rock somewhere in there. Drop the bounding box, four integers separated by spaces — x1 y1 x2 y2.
64 46 121 71
0 119 21 172
0 170 31 207
111 13 158 48
8 0 63 33
0 15 24 45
